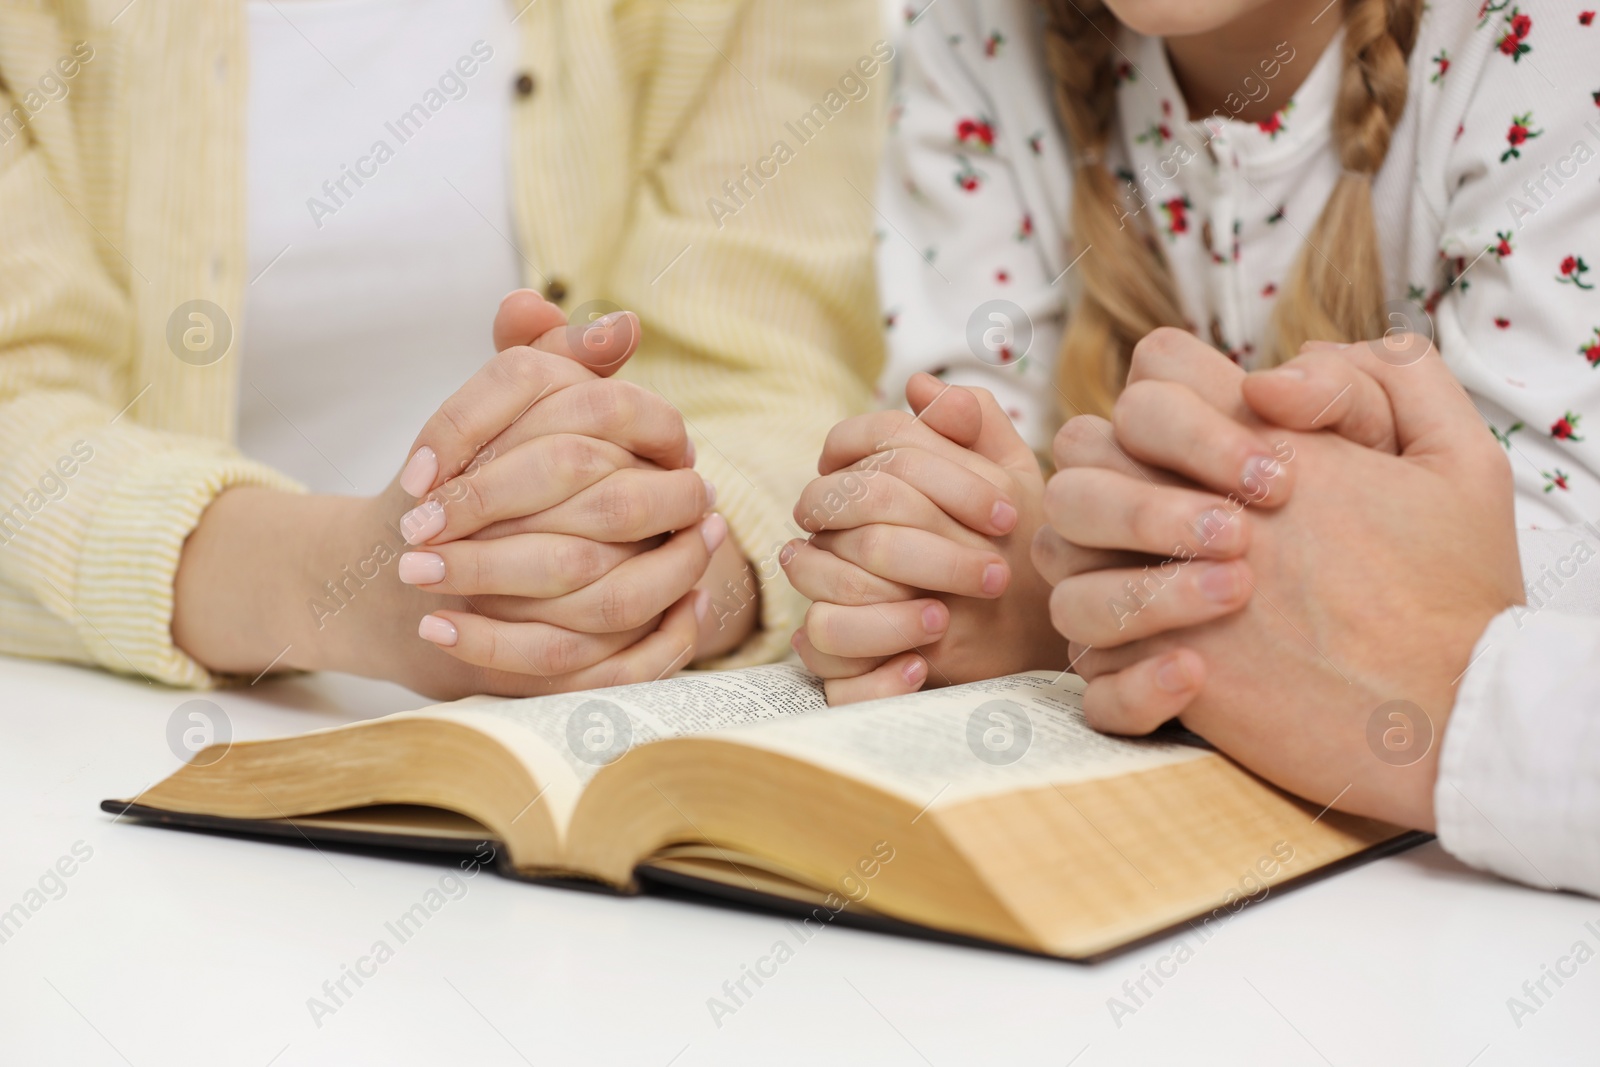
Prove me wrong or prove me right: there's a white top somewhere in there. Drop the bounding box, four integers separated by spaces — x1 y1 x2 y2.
878 0 1600 529
241 0 523 495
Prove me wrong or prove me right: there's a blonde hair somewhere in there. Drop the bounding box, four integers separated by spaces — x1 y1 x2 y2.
1041 0 1423 417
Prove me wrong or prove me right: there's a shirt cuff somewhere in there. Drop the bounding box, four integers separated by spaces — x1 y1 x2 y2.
74 446 304 688
1434 608 1600 897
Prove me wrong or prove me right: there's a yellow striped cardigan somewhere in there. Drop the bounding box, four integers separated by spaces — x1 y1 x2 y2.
0 0 887 687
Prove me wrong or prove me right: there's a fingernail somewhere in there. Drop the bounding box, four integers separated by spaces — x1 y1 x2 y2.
1199 563 1242 603
400 499 446 544
921 602 947 634
694 589 712 623
778 539 801 566
398 551 445 585
400 446 437 497
1155 653 1194 693
684 438 697 468
700 513 728 555
1300 339 1350 351
981 562 1007 596
903 657 927 687
582 310 625 350
702 478 717 510
1240 454 1280 499
991 499 1019 533
418 615 458 647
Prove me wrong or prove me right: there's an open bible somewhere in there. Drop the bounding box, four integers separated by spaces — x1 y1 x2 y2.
106 666 1416 959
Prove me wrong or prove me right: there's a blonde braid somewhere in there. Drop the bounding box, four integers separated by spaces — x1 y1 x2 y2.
1270 0 1423 360
1042 0 1186 418
1043 0 1425 414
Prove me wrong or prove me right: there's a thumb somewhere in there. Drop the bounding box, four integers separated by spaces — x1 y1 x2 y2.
906 372 982 448
1338 338 1490 465
493 289 641 377
1242 344 1400 453
906 373 1035 472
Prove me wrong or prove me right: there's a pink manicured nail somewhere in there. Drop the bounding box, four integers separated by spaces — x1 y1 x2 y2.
778 539 801 567
1264 366 1307 380
684 438 697 468
921 602 947 634
981 562 1007 596
700 513 728 555
903 657 927 687
418 615 458 647
399 446 437 497
1155 653 1194 693
702 478 717 510
398 551 445 585
400 499 446 544
990 500 1018 533
1199 563 1242 603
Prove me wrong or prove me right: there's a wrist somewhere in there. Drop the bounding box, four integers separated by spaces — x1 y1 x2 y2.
174 488 367 675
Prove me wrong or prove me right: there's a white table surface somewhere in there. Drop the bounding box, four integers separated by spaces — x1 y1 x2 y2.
0 654 1592 1066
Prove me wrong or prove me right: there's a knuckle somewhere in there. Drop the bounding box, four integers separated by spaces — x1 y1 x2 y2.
853 524 895 575
1126 493 1168 549
581 381 625 430
550 434 608 484
596 580 641 631
559 537 604 584
434 397 474 447
1055 416 1106 467
594 478 638 538
542 627 585 675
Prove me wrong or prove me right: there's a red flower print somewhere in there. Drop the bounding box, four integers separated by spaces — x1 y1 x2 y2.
883 310 898 329
1582 12 1596 26
1016 214 1034 241
1161 99 1173 118
953 158 983 193
1580 328 1600 367
1115 62 1136 85
1431 50 1451 83
1135 123 1172 146
1027 132 1044 155
1496 7 1533 61
1257 111 1287 139
1559 255 1594 290
1161 197 1192 238
1491 230 1514 259
1543 469 1571 493
995 269 1010 284
1501 112 1541 161
1551 411 1584 442
983 30 1005 57
1495 317 1512 328
1262 283 1278 297
956 117 996 151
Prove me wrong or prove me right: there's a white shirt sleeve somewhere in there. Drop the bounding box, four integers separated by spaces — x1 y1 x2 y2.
1434 608 1600 897
1516 520 1600 618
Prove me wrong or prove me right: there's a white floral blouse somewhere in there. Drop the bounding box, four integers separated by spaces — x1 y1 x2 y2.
876 0 1600 575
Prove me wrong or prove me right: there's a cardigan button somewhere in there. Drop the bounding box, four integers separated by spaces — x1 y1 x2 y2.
514 72 536 97
543 277 569 304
